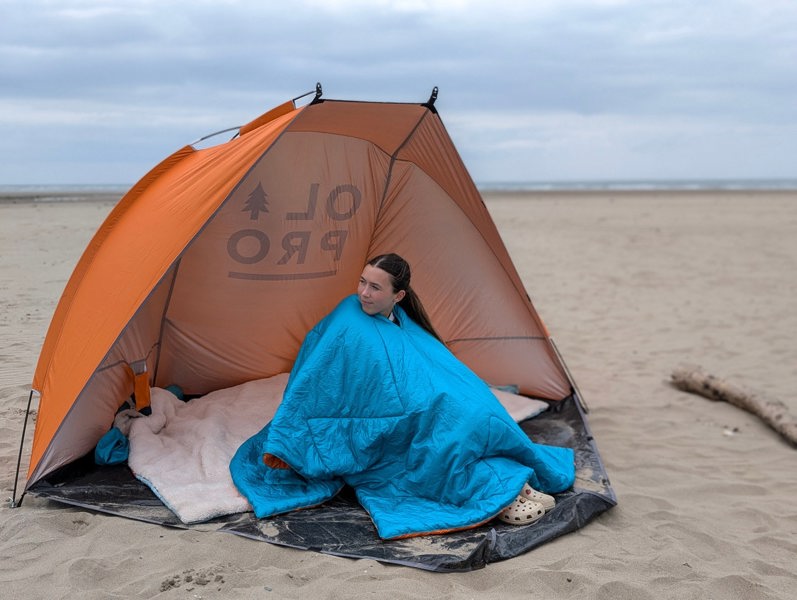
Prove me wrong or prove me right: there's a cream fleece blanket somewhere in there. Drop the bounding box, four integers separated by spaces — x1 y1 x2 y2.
126 373 288 524
124 373 547 525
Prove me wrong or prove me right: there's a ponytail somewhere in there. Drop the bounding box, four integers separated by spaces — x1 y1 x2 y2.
399 286 442 342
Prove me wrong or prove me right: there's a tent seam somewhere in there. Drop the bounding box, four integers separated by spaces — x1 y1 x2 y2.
376 108 433 220
152 259 181 385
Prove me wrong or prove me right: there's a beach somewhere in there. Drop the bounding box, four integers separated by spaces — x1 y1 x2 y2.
1 189 796 599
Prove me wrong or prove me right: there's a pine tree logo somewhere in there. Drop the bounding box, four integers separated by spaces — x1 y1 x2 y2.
243 183 269 220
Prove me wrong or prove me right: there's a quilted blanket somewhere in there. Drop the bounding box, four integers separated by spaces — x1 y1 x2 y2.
230 295 575 539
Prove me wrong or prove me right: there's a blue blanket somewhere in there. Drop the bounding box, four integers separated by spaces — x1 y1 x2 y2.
230 295 575 539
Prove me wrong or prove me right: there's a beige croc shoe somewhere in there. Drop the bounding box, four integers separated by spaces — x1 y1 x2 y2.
497 495 545 525
520 483 556 511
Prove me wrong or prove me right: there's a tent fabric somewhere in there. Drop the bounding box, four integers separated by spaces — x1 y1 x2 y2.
18 93 615 569
28 107 303 485
230 296 575 539
25 96 572 490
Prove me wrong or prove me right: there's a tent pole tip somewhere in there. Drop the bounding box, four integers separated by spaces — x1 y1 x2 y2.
423 86 439 112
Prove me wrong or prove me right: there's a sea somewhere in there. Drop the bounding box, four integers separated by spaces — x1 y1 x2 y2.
476 178 797 192
2 179 797 199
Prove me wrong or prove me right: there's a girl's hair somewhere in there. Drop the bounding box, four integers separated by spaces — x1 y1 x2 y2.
367 253 442 342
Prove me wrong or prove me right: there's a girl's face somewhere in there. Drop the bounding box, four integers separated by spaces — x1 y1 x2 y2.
357 264 406 317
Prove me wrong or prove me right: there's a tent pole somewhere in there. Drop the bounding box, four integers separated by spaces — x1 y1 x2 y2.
190 126 242 146
296 82 322 104
305 82 323 105
192 84 323 147
550 338 590 413
422 86 439 112
10 389 35 508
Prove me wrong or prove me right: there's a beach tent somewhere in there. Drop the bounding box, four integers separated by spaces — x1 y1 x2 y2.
14 86 615 571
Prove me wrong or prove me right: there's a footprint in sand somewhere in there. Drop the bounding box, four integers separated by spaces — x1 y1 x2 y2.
160 567 226 593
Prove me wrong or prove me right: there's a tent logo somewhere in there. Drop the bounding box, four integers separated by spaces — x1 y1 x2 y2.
227 182 361 280
243 182 269 220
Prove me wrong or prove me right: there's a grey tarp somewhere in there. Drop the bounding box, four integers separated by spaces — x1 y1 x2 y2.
29 394 615 572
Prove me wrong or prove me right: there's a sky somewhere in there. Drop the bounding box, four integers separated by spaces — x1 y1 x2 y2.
2 0 796 186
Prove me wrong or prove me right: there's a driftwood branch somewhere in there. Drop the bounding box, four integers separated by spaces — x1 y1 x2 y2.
670 365 797 448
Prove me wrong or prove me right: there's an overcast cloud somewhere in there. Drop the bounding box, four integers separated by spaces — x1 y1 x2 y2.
1 0 796 185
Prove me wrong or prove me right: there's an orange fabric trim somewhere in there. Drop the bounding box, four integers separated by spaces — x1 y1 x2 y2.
121 362 151 412
133 371 151 412
263 453 291 469
239 101 296 137
386 514 499 540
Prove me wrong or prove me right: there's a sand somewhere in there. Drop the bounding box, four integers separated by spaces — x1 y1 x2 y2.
1 190 796 599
